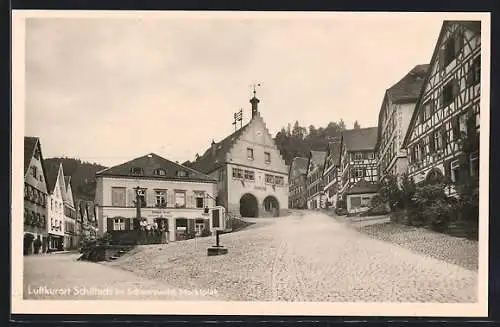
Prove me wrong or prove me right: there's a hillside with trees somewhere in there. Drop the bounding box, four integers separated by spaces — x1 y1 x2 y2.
44 157 107 201
274 119 349 165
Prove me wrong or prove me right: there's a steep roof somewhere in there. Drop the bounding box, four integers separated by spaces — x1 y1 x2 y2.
386 64 430 104
402 20 481 148
341 127 378 152
44 162 61 194
375 64 430 151
64 176 71 189
289 157 308 177
96 153 216 183
308 151 327 173
345 179 378 195
189 123 250 174
325 141 341 164
24 136 38 175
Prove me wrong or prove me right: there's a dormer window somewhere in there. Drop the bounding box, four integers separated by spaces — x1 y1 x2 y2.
131 167 144 175
31 166 37 178
154 168 167 176
176 170 188 178
354 153 363 161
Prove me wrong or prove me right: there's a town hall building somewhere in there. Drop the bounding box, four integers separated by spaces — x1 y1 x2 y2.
190 91 289 218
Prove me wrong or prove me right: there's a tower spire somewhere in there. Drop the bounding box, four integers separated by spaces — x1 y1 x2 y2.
250 83 261 118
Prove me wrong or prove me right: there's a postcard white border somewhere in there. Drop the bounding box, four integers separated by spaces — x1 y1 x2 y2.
11 10 490 317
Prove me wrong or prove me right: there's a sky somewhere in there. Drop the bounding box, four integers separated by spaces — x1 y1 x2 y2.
24 12 446 167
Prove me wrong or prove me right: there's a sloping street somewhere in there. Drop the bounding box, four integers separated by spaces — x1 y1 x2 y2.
24 211 477 302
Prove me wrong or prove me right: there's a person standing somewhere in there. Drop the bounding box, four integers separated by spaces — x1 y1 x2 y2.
33 235 42 255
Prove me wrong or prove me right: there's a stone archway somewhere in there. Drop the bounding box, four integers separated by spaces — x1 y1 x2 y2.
263 196 280 217
240 193 259 218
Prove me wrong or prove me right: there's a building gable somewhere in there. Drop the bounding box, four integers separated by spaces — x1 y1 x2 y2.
403 20 481 148
24 138 48 194
227 115 288 174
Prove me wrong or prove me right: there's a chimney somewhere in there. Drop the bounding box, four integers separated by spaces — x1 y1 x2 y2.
211 140 216 156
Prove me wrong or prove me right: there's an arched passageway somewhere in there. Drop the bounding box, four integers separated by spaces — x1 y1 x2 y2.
240 193 259 218
263 196 280 217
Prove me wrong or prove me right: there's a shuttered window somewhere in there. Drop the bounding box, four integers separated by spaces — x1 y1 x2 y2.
111 187 126 207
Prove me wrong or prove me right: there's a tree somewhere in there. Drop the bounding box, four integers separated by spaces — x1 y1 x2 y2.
353 120 361 129
308 125 317 137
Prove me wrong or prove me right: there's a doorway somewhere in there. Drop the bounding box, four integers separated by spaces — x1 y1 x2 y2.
240 193 259 217
263 196 280 217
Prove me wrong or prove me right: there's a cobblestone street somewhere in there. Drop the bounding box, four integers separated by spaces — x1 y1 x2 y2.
23 211 478 302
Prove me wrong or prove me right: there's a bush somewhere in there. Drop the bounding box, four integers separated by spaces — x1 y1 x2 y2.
335 208 347 216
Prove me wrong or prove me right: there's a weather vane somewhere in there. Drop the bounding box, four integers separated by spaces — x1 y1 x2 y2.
251 83 261 97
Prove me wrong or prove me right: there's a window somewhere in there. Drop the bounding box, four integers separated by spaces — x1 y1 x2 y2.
361 197 372 207
33 149 40 160
354 168 364 178
433 131 441 150
451 115 461 140
367 152 374 160
444 37 456 66
111 187 126 207
244 170 255 181
275 176 284 186
175 191 186 208
470 151 479 178
176 170 188 177
31 166 37 178
354 153 362 161
155 189 166 208
232 168 243 179
451 160 460 183
423 100 434 121
154 168 166 176
350 196 361 208
113 218 126 231
196 196 204 208
131 167 144 175
264 152 271 163
247 148 254 160
442 79 458 107
265 174 274 184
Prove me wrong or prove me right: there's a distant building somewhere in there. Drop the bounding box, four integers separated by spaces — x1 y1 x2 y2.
44 162 66 251
190 92 289 218
76 200 98 241
322 141 342 208
288 157 308 209
338 127 379 214
94 153 220 241
63 176 77 250
375 64 429 179
403 21 481 190
23 137 49 255
306 150 327 209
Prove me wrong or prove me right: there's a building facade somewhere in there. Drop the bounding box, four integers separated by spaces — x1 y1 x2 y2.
45 162 66 251
375 64 429 179
306 150 327 209
338 127 379 214
288 157 308 209
190 93 289 218
95 153 221 241
402 21 481 190
322 141 341 208
63 176 78 250
23 137 49 255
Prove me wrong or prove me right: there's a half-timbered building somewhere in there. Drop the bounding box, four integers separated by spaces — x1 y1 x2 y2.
402 21 481 190
322 141 341 208
306 150 327 209
338 127 379 213
23 137 49 255
288 157 308 209
375 64 429 179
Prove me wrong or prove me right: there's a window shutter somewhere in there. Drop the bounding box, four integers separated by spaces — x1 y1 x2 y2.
146 189 155 207
187 194 195 208
107 218 114 232
167 190 175 207
125 218 131 230
127 189 135 207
